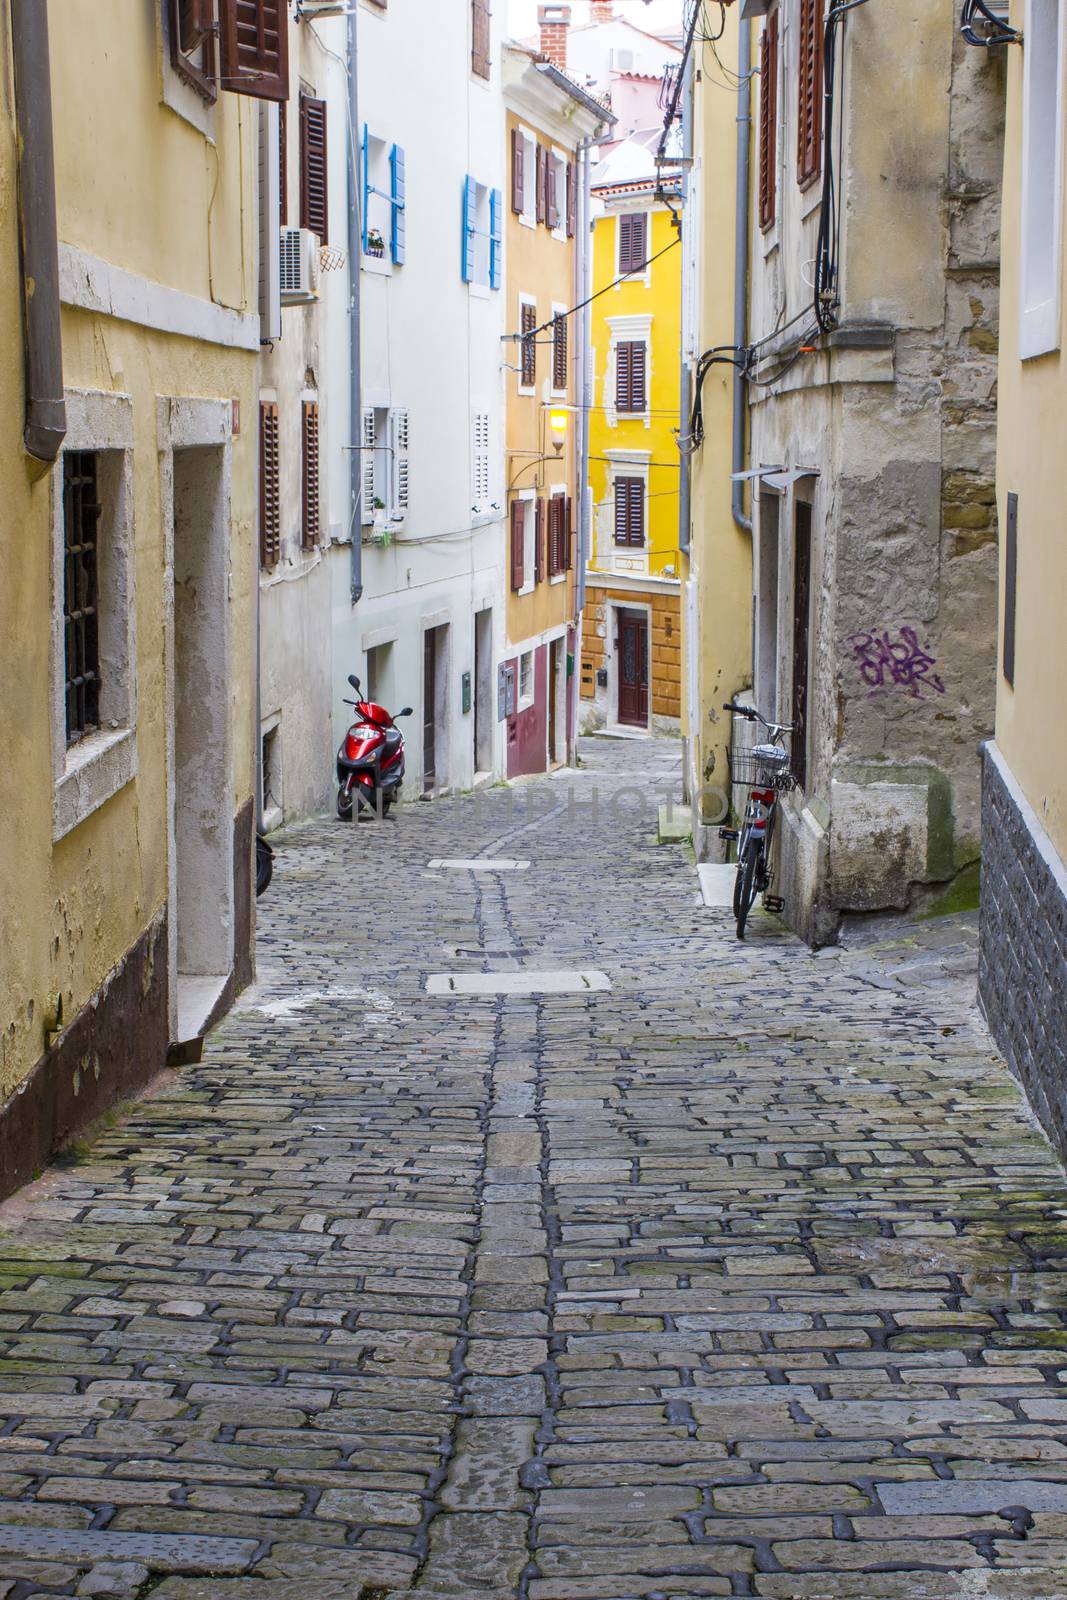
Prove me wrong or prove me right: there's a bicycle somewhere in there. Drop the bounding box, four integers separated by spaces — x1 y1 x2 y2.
720 701 795 940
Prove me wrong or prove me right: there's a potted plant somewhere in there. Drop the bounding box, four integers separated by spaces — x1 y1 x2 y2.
366 228 386 259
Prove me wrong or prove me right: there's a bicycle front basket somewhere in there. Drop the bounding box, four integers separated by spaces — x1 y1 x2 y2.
753 743 789 771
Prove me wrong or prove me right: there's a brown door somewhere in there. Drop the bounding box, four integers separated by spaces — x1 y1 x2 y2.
423 629 436 794
548 640 559 764
791 505 812 788
618 612 648 728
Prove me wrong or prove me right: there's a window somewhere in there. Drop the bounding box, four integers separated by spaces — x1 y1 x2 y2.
520 299 538 389
471 411 492 515
462 177 502 288
301 400 320 549
1021 0 1065 358
259 401 280 567
615 340 647 413
300 93 328 243
169 0 218 102
552 311 568 393
63 453 102 745
797 0 823 189
472 0 491 79
361 406 409 525
279 99 288 225
759 11 779 231
566 160 576 238
519 650 535 708
362 130 406 266
618 211 648 276
546 148 566 235
218 0 289 102
614 477 645 547
511 129 526 214
510 499 526 590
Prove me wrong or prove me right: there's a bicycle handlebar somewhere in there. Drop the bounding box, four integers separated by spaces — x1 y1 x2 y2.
723 701 795 737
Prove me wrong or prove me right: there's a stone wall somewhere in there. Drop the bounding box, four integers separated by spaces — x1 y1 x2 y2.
580 584 681 728
979 743 1067 1164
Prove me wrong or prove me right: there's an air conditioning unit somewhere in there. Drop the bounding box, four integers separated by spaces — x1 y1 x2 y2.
279 228 319 304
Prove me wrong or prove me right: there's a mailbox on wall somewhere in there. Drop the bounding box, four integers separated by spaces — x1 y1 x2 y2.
497 663 516 721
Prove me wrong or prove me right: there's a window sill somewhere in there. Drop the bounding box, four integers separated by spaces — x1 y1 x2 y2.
550 573 567 586
54 726 136 843
518 582 536 598
362 256 393 278
520 213 537 230
469 282 492 300
517 384 536 398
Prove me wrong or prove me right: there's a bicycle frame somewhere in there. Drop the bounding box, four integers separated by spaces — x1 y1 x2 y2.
722 702 794 937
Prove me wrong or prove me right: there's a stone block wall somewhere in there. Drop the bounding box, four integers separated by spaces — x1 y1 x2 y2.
979 744 1067 1162
580 585 681 726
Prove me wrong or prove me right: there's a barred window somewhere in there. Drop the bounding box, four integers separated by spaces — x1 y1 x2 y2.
552 312 568 392
63 452 102 745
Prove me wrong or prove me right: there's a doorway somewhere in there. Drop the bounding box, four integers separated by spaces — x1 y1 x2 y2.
617 609 649 728
756 492 780 724
474 608 493 776
172 444 233 1040
791 503 812 789
423 623 449 795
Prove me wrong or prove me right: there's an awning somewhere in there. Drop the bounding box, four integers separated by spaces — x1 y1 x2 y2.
730 465 783 482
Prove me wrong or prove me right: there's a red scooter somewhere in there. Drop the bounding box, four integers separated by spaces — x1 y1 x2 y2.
336 674 412 820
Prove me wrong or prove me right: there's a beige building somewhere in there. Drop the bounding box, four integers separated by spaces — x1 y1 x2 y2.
0 0 281 1196
737 0 1004 943
978 0 1067 1157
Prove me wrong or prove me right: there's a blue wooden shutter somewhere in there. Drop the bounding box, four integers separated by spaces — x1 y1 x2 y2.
390 143 406 265
361 123 370 254
489 188 502 289
462 175 476 283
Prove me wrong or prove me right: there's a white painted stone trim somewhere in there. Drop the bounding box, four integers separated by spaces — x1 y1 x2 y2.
986 741 1067 898
428 858 531 870
51 390 138 842
59 244 260 352
427 970 611 995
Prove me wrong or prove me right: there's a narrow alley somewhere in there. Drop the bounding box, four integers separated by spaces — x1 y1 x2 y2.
0 739 1065 1599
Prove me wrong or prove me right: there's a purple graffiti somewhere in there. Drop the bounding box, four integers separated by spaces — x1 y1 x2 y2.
848 626 946 699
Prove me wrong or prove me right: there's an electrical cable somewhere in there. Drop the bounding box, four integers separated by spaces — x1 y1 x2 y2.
961 0 1021 46
517 235 682 343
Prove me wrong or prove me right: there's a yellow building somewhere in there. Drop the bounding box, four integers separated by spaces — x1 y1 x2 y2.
680 3 752 849
0 0 275 1195
582 172 683 733
502 44 608 776
978 0 1067 1156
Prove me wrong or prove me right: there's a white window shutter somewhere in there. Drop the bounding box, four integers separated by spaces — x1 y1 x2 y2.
391 409 409 519
361 408 376 522
471 412 490 514
258 103 281 342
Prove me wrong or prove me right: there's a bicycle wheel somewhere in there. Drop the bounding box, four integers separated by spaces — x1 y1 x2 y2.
732 829 749 917
735 842 760 940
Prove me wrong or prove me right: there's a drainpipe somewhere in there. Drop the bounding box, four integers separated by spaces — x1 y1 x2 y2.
11 0 66 466
347 2 363 602
576 135 595 617
731 15 752 534
677 43 694 557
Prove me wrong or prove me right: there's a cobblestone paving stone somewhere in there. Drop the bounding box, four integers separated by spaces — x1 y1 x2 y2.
2 737 1067 1598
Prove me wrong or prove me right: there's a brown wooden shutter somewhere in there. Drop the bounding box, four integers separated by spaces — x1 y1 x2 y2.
619 210 647 275
520 301 537 386
279 98 288 226
536 144 547 224
300 93 328 243
511 128 524 213
510 499 526 590
301 400 320 549
547 156 559 229
797 0 824 188
759 12 779 231
565 494 574 570
546 496 559 576
616 341 646 412
553 313 568 391
259 401 280 567
219 0 289 102
613 478 644 547
566 161 576 237
535 497 545 582
472 0 491 79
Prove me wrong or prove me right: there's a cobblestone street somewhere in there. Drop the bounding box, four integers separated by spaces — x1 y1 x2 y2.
2 738 1067 1599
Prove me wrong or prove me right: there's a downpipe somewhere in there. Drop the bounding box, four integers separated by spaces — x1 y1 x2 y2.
731 16 752 534
347 1 363 602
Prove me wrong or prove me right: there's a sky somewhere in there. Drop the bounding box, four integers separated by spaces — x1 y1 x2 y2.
507 0 684 42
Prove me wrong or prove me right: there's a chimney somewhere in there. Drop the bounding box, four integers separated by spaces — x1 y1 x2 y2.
590 2 615 19
538 4 571 70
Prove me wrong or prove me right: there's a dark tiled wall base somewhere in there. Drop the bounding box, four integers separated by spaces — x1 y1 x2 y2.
979 744 1067 1161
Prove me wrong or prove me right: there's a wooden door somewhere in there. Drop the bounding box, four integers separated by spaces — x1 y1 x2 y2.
423 629 436 794
548 640 559 764
791 504 812 788
618 613 648 728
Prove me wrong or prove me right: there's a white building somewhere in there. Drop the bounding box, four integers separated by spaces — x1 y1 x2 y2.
326 0 508 800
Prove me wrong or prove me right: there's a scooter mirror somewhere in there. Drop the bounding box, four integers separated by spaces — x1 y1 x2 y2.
397 707 414 718
348 674 361 691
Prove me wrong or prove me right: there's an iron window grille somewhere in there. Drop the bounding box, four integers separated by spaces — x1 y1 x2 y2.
63 452 102 746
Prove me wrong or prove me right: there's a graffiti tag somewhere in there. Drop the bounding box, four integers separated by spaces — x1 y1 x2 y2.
848 626 946 700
